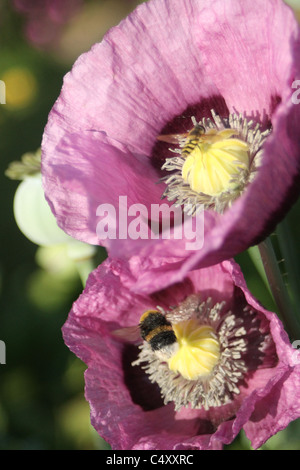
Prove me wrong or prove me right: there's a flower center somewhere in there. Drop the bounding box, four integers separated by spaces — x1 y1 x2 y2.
159 110 271 214
132 295 272 411
181 128 250 196
168 319 220 380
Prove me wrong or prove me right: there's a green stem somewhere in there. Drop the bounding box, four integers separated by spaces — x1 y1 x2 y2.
74 257 95 286
276 219 300 315
248 245 272 296
258 237 300 340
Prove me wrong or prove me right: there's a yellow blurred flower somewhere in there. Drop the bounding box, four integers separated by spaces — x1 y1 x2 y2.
1 66 37 109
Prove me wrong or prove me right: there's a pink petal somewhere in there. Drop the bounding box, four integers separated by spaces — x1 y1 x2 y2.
42 0 300 275
42 131 163 245
62 257 300 449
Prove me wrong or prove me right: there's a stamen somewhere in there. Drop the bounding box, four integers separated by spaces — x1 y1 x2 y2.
132 296 270 411
159 110 272 214
168 321 220 380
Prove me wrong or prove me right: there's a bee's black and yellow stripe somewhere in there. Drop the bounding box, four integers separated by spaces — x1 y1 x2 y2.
182 138 200 156
182 124 205 157
139 310 177 352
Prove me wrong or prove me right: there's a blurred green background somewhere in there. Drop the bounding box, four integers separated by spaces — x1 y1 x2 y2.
0 0 300 450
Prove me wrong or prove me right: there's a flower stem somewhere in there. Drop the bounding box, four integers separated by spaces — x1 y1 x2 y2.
258 237 300 340
276 218 300 317
74 257 95 286
248 245 272 296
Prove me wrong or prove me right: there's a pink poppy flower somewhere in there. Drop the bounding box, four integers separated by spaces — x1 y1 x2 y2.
62 256 300 450
41 0 300 293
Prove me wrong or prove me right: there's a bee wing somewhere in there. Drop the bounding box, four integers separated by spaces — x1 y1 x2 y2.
157 133 188 144
112 325 141 343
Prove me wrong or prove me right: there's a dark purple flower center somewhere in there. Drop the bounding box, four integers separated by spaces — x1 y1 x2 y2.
129 293 278 411
152 95 277 214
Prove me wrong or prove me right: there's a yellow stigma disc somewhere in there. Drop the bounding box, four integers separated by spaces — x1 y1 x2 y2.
168 319 220 381
181 129 250 196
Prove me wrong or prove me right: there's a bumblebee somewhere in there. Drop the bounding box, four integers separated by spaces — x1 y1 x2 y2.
113 309 179 360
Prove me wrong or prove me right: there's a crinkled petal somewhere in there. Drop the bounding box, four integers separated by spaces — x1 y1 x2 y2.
198 0 297 115
42 0 300 272
62 257 300 449
243 365 300 449
42 130 163 245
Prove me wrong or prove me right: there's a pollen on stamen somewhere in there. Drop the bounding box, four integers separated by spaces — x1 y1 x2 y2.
159 109 272 215
168 321 220 380
132 296 270 411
